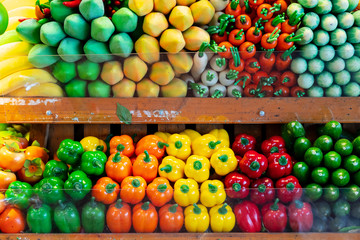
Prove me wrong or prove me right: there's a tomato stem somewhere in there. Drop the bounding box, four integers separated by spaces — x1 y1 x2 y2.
267 28 281 43
230 0 240 10
265 49 274 59
235 29 244 40
285 33 303 42
271 13 285 26
281 46 296 61
230 47 240 67
289 10 305 26
270 3 281 13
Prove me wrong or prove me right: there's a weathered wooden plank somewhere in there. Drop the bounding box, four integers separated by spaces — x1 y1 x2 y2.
47 125 74 158
83 124 111 140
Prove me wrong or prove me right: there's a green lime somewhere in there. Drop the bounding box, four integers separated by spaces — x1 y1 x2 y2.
353 136 360 156
311 167 329 185
323 121 342 140
324 151 342 169
343 155 360 173
332 168 350 187
305 183 323 202
313 201 332 219
332 199 350 217
353 171 360 186
294 137 312 161
334 139 353 156
313 135 333 153
343 184 360 202
304 147 324 167
293 162 310 184
323 184 340 202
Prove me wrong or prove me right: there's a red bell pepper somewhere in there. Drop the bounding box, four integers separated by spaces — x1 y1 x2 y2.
232 134 256 157
288 200 313 232
261 136 286 157
234 200 261 232
250 177 275 205
261 198 287 232
63 0 82 8
275 175 302 203
235 155 242 165
267 153 292 179
239 150 268 179
224 172 250 199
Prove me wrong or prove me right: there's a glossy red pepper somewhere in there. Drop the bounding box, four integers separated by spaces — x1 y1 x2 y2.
239 150 268 179
234 200 261 232
250 177 275 205
288 200 313 232
63 0 82 8
275 176 302 203
224 172 250 199
261 198 287 232
261 136 286 157
232 134 256 157
267 153 292 179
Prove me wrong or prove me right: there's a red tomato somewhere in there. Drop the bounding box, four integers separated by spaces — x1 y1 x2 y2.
225 2 242 17
245 58 261 74
274 85 290 97
239 42 256 60
280 71 297 87
236 72 252 88
218 41 234 59
257 4 273 20
261 85 274 97
244 84 258 97
229 58 245 72
246 27 263 44
253 71 269 86
228 29 246 47
235 14 252 31
291 86 306 97
212 32 228 44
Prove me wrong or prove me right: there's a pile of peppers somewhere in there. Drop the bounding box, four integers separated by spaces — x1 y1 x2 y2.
2 122 360 233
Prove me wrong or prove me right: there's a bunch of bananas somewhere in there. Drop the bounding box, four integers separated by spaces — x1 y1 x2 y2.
0 0 64 97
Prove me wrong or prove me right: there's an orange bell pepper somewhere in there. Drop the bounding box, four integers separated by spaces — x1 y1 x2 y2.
0 144 26 172
0 169 16 192
110 135 135 157
120 176 147 204
92 177 120 205
0 193 6 214
105 152 132 184
25 145 49 163
106 199 132 233
146 177 173 207
133 150 158 183
159 204 184 233
135 135 169 159
132 201 158 233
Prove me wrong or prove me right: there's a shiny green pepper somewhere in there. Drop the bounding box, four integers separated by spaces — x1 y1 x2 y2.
54 201 81 233
64 170 92 201
35 177 66 205
80 151 107 176
57 139 84 165
81 197 106 233
43 160 69 181
5 181 33 209
27 202 53 233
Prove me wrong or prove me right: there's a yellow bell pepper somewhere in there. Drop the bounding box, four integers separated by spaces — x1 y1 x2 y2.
154 132 171 143
208 129 230 149
184 203 209 233
200 180 226 207
184 155 210 183
174 178 199 207
180 129 201 142
209 203 236 232
158 156 185 182
191 134 221 158
166 134 191 160
210 147 238 176
80 136 107 153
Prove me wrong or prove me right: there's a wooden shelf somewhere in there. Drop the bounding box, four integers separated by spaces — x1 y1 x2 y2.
1 233 360 240
1 97 359 124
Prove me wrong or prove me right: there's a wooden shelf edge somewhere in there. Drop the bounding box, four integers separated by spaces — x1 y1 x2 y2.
1 97 359 124
1 233 360 240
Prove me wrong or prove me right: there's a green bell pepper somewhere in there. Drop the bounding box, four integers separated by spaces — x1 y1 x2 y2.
54 201 81 233
43 160 69 181
80 150 107 176
5 181 33 209
27 202 53 233
81 196 106 233
64 170 92 201
35 177 66 205
57 139 84 165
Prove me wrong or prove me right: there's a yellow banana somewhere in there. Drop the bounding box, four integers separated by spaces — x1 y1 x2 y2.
0 69 57 95
8 6 36 18
0 42 33 61
0 30 22 46
7 82 64 97
0 56 33 79
3 0 37 11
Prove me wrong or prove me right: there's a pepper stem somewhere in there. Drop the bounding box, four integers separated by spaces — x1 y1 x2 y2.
218 154 229 162
193 203 201 214
158 142 169 149
241 137 249 146
96 145 104 151
295 200 304 209
193 160 203 170
270 146 279 154
93 160 103 169
270 198 280 211
208 183 218 193
141 201 150 211
169 204 178 213
117 144 125 152
175 141 183 149
250 161 260 171
258 184 266 193
180 184 189 193
286 182 295 191
232 182 241 192
157 184 167 193
218 203 228 215
278 156 288 166
73 182 83 191
106 183 116 194
160 164 172 173
143 150 151 163
132 179 141 188
115 199 123 209
209 140 221 149
112 152 122 163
